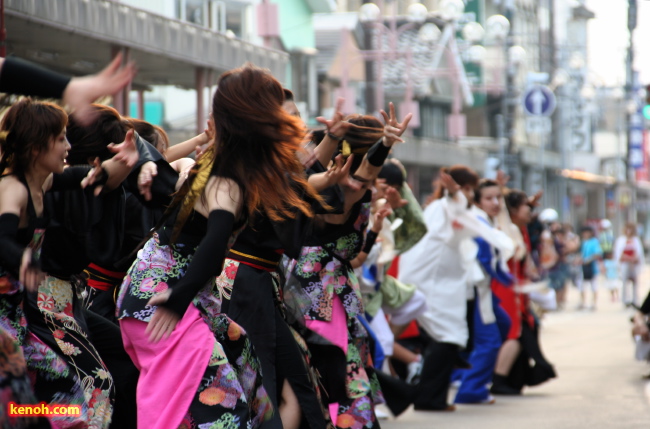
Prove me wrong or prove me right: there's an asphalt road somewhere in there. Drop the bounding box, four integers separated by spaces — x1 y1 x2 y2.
377 270 650 429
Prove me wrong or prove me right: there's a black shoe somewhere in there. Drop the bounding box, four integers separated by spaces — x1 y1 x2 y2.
413 404 456 412
490 374 521 395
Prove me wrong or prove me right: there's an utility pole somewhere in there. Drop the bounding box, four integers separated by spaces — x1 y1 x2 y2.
626 0 636 180
500 1 519 188
626 0 637 222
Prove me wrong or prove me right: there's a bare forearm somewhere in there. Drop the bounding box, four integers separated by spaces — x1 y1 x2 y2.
313 135 340 167
165 133 209 162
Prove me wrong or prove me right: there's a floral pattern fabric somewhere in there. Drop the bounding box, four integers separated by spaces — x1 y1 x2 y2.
117 232 272 428
216 256 332 429
286 194 383 429
0 228 114 429
0 328 40 429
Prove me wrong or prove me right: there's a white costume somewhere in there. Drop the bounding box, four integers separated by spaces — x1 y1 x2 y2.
399 192 514 347
399 193 478 347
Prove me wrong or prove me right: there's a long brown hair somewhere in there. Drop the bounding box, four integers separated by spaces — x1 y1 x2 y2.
0 98 67 176
426 165 479 205
179 64 322 223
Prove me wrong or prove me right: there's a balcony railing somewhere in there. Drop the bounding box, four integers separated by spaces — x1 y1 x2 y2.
7 0 288 79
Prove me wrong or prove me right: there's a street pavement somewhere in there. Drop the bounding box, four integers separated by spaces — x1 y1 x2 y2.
378 269 650 429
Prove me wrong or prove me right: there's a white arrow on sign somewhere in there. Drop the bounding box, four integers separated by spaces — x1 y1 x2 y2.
530 88 545 115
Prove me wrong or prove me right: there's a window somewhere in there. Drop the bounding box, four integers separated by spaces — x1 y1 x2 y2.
415 101 449 140
177 0 248 39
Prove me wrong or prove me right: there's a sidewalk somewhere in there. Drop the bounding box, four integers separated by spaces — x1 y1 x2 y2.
379 269 650 429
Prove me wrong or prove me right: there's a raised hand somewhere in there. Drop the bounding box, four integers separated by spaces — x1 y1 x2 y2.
63 54 136 125
371 206 393 233
380 102 412 147
496 170 510 187
107 129 138 168
385 186 408 210
440 171 460 195
330 154 361 191
529 189 544 207
316 98 351 139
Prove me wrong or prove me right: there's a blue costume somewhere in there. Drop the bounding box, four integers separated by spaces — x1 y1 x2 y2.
455 216 512 404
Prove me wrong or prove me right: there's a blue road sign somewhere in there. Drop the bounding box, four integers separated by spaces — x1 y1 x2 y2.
522 85 557 116
629 109 645 170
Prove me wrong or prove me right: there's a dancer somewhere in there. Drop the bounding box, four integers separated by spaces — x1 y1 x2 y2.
116 65 324 429
454 179 514 405
399 166 481 411
0 99 137 428
286 106 412 428
217 101 361 429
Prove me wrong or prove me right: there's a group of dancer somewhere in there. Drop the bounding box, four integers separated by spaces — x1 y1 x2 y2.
0 55 556 429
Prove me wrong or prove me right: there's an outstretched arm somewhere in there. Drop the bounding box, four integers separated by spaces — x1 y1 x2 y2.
145 177 242 342
0 55 135 126
46 130 140 195
164 132 210 163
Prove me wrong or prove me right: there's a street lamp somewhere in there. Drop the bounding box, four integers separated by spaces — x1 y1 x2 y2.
460 13 526 179
351 1 508 140
508 45 527 67
357 2 429 117
358 3 380 23
418 23 441 43
439 0 465 21
406 3 428 24
485 14 510 41
462 22 485 43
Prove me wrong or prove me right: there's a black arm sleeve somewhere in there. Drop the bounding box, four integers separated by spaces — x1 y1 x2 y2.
362 230 378 254
0 57 71 99
133 135 165 170
161 210 235 317
366 139 391 167
50 166 94 191
0 213 24 276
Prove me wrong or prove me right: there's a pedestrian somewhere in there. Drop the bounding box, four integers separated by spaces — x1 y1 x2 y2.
614 222 644 307
578 226 603 310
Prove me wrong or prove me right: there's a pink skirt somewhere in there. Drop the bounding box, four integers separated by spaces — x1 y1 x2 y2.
120 304 214 429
